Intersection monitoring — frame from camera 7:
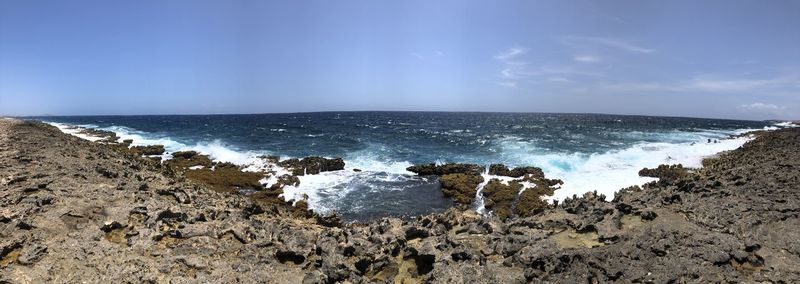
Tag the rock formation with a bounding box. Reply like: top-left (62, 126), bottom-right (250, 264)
top-left (1, 118), bottom-right (799, 283)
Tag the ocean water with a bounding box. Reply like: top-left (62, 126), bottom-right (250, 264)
top-left (37, 112), bottom-right (779, 221)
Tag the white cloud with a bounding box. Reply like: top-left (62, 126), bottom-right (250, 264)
top-left (494, 47), bottom-right (528, 63)
top-left (496, 81), bottom-right (518, 88)
top-left (687, 76), bottom-right (792, 92)
top-left (591, 73), bottom-right (800, 96)
top-left (410, 52), bottom-right (423, 59)
top-left (494, 47), bottom-right (603, 88)
top-left (561, 36), bottom-right (655, 54)
top-left (434, 50), bottom-right (444, 56)
top-left (737, 103), bottom-right (784, 111)
top-left (572, 55), bottom-right (600, 63)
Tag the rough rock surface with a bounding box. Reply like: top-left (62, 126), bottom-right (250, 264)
top-left (406, 163), bottom-right (485, 176)
top-left (1, 118), bottom-right (800, 283)
top-left (279, 156), bottom-right (345, 176)
top-left (129, 145), bottom-right (166, 156)
top-left (439, 173), bottom-right (484, 206)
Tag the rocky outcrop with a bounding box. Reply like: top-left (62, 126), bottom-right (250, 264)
top-left (129, 145), bottom-right (166, 156)
top-left (406, 163), bottom-right (485, 176)
top-left (164, 150), bottom-right (213, 169)
top-left (76, 127), bottom-right (119, 143)
top-left (488, 164), bottom-right (545, 178)
top-left (2, 118), bottom-right (800, 283)
top-left (481, 179), bottom-right (523, 219)
top-left (410, 163), bottom-right (563, 219)
top-left (278, 156), bottom-right (345, 176)
top-left (183, 162), bottom-right (265, 193)
top-left (439, 173), bottom-right (484, 205)
top-left (638, 164), bottom-right (690, 182)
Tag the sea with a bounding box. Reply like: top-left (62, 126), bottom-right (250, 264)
top-left (35, 112), bottom-right (787, 221)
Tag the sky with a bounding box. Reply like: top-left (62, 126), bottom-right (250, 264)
top-left (1, 0), bottom-right (799, 120)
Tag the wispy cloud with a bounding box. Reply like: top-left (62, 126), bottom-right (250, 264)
top-left (561, 36), bottom-right (655, 54)
top-left (494, 47), bottom-right (528, 65)
top-left (737, 102), bottom-right (784, 111)
top-left (494, 47), bottom-right (603, 88)
top-left (496, 81), bottom-right (518, 88)
top-left (591, 73), bottom-right (800, 95)
top-left (572, 55), bottom-right (601, 63)
top-left (410, 52), bottom-right (424, 59)
top-left (688, 76), bottom-right (795, 92)
top-left (494, 47), bottom-right (529, 88)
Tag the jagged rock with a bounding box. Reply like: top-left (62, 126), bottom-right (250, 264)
top-left (259, 155), bottom-right (281, 163)
top-left (129, 145), bottom-right (166, 156)
top-left (95, 166), bottom-right (118, 178)
top-left (440, 173), bottom-right (484, 205)
top-left (481, 179), bottom-right (522, 219)
top-left (488, 164), bottom-right (545, 178)
top-left (279, 156), bottom-right (345, 176)
top-left (2, 118), bottom-right (800, 283)
top-left (165, 151), bottom-right (213, 170)
top-left (407, 163), bottom-right (485, 176)
top-left (17, 244), bottom-right (48, 265)
top-left (316, 213), bottom-right (343, 228)
top-left (100, 221), bottom-right (124, 232)
top-left (183, 162), bottom-right (264, 193)
top-left (639, 164), bottom-right (690, 182)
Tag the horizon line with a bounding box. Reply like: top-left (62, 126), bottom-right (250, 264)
top-left (5, 110), bottom-right (786, 123)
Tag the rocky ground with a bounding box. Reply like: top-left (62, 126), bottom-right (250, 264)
top-left (1, 118), bottom-right (799, 283)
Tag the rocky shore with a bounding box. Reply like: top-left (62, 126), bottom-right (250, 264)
top-left (2, 118), bottom-right (799, 283)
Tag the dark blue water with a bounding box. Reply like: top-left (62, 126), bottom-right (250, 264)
top-left (37, 112), bottom-right (773, 221)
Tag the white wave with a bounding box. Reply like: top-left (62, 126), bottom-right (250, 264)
top-left (46, 120), bottom-right (770, 213)
top-left (493, 132), bottom-right (755, 201)
top-left (281, 158), bottom-right (419, 213)
top-left (472, 170), bottom-right (541, 215)
top-left (774, 121), bottom-right (799, 128)
top-left (48, 122), bottom-right (106, 142)
top-left (101, 125), bottom-right (187, 151)
top-left (281, 171), bottom-right (358, 213)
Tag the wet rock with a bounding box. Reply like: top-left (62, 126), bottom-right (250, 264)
top-left (184, 162), bottom-right (264, 193)
top-left (488, 164), bottom-right (545, 178)
top-left (440, 173), bottom-right (484, 205)
top-left (77, 128), bottom-right (118, 143)
top-left (481, 179), bottom-right (522, 219)
top-left (165, 151), bottom-right (213, 170)
top-left (279, 156), bottom-right (345, 176)
top-left (129, 145), bottom-right (166, 156)
top-left (514, 185), bottom-right (554, 217)
top-left (407, 163), bottom-right (484, 176)
top-left (259, 155), bottom-right (281, 164)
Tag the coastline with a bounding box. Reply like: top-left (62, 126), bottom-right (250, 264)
top-left (2, 118), bottom-right (800, 282)
top-left (40, 116), bottom-right (775, 211)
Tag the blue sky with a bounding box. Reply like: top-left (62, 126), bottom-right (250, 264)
top-left (1, 0), bottom-right (798, 120)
